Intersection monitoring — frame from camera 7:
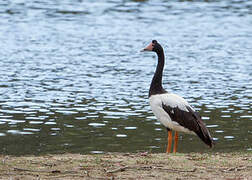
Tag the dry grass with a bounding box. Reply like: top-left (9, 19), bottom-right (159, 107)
top-left (0, 152), bottom-right (251, 179)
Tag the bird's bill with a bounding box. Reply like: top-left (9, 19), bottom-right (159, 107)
top-left (140, 42), bottom-right (153, 52)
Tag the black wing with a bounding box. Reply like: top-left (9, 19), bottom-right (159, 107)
top-left (162, 104), bottom-right (213, 148)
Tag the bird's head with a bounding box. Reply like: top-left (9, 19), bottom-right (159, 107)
top-left (141, 40), bottom-right (163, 54)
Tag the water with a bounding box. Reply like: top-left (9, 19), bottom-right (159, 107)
top-left (0, 0), bottom-right (251, 155)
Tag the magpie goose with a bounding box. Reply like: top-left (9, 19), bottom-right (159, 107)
top-left (141, 40), bottom-right (213, 153)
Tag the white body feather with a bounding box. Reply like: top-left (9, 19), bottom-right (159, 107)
top-left (149, 93), bottom-right (195, 134)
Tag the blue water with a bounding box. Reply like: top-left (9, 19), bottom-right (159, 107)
top-left (0, 0), bottom-right (251, 155)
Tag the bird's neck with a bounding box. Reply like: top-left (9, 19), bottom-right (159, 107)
top-left (149, 50), bottom-right (166, 97)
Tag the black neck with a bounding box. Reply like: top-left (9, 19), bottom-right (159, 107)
top-left (149, 49), bottom-right (166, 97)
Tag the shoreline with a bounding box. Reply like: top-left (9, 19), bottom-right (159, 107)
top-left (0, 152), bottom-right (251, 179)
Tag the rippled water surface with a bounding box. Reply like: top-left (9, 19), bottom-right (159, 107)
top-left (0, 0), bottom-right (251, 155)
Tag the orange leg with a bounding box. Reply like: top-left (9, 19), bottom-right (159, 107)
top-left (166, 130), bottom-right (172, 153)
top-left (173, 131), bottom-right (178, 153)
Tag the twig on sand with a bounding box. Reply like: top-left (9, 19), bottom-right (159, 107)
top-left (44, 174), bottom-right (88, 179)
top-left (221, 166), bottom-right (248, 172)
top-left (106, 166), bottom-right (128, 173)
top-left (13, 167), bottom-right (77, 174)
top-left (13, 167), bottom-right (51, 173)
top-left (136, 166), bottom-right (197, 173)
top-left (106, 165), bottom-right (196, 174)
top-left (155, 167), bottom-right (197, 172)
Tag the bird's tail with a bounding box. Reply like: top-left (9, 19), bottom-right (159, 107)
top-left (187, 106), bottom-right (214, 148)
top-left (197, 121), bottom-right (214, 148)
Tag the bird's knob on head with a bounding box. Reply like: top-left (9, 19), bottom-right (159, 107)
top-left (140, 40), bottom-right (158, 52)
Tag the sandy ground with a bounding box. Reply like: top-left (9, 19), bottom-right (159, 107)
top-left (0, 152), bottom-right (251, 180)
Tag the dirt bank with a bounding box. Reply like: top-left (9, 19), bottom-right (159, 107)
top-left (0, 152), bottom-right (251, 179)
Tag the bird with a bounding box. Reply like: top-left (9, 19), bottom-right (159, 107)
top-left (141, 40), bottom-right (214, 153)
